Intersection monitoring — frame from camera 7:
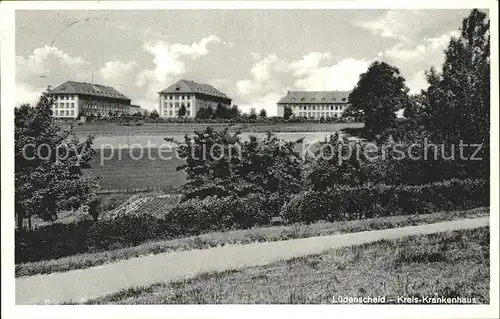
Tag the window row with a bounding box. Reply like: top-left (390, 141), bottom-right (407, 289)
top-left (166, 95), bottom-right (193, 101)
top-left (54, 110), bottom-right (75, 116)
top-left (290, 97), bottom-right (347, 102)
top-left (55, 102), bottom-right (75, 108)
top-left (284, 104), bottom-right (346, 111)
top-left (167, 102), bottom-right (191, 108)
top-left (297, 112), bottom-right (341, 118)
top-left (57, 95), bottom-right (77, 101)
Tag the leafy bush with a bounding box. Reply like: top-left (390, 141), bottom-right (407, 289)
top-left (281, 179), bottom-right (488, 224)
top-left (15, 195), bottom-right (283, 263)
top-left (165, 194), bottom-right (278, 236)
top-left (15, 215), bottom-right (169, 263)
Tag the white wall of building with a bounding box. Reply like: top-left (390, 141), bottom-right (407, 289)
top-left (277, 103), bottom-right (348, 119)
top-left (52, 95), bottom-right (79, 119)
top-left (159, 94), bottom-right (230, 118)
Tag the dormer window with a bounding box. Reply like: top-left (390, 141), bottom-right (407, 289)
top-left (175, 86), bottom-right (180, 91)
top-left (342, 98), bottom-right (346, 101)
top-left (291, 98), bottom-right (295, 101)
top-left (301, 97), bottom-right (305, 101)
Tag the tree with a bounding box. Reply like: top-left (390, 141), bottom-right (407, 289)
top-left (150, 109), bottom-right (160, 119)
top-left (178, 104), bottom-right (187, 117)
top-left (215, 103), bottom-right (228, 119)
top-left (342, 104), bottom-right (364, 122)
top-left (422, 9), bottom-right (490, 178)
top-left (229, 105), bottom-right (241, 119)
top-left (166, 127), bottom-right (244, 199)
top-left (167, 127), bottom-right (304, 204)
top-left (196, 107), bottom-right (214, 119)
top-left (349, 61), bottom-right (410, 136)
top-left (249, 108), bottom-right (257, 120)
top-left (259, 109), bottom-right (267, 118)
top-left (15, 88), bottom-right (100, 230)
top-left (404, 93), bottom-right (426, 119)
top-left (305, 133), bottom-right (367, 190)
top-left (283, 106), bottom-right (293, 120)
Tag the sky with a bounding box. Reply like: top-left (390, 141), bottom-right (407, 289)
top-left (15, 9), bottom-right (477, 115)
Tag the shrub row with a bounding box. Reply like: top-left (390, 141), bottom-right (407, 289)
top-left (15, 215), bottom-right (170, 263)
top-left (16, 179), bottom-right (488, 263)
top-left (15, 195), bottom-right (282, 263)
top-left (281, 179), bottom-right (489, 224)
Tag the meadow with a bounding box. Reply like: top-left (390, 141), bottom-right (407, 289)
top-left (85, 226), bottom-right (490, 304)
top-left (86, 148), bottom-right (186, 192)
top-left (82, 122), bottom-right (362, 192)
top-left (73, 122), bottom-right (364, 136)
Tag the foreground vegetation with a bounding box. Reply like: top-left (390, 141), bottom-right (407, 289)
top-left (15, 177), bottom-right (487, 265)
top-left (16, 207), bottom-right (489, 277)
top-left (84, 226), bottom-right (489, 304)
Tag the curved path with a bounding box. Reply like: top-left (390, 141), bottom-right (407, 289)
top-left (16, 217), bottom-right (489, 304)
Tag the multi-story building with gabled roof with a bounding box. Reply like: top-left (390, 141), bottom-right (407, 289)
top-left (277, 90), bottom-right (351, 119)
top-left (49, 80), bottom-right (132, 119)
top-left (158, 79), bottom-right (231, 118)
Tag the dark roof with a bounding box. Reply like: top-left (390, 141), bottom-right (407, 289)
top-left (159, 79), bottom-right (230, 99)
top-left (50, 81), bottom-right (130, 100)
top-left (277, 91), bottom-right (351, 104)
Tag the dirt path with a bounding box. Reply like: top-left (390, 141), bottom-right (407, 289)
top-left (16, 217), bottom-right (489, 304)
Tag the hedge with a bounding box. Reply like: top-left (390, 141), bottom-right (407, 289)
top-left (15, 194), bottom-right (281, 263)
top-left (15, 215), bottom-right (170, 263)
top-left (16, 179), bottom-right (488, 263)
top-left (280, 179), bottom-right (489, 223)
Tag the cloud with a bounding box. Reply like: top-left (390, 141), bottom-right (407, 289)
top-left (16, 83), bottom-right (44, 106)
top-left (377, 30), bottom-right (460, 93)
top-left (98, 60), bottom-right (138, 93)
top-left (16, 45), bottom-right (86, 77)
top-left (100, 60), bottom-right (137, 80)
top-left (406, 70), bottom-right (429, 94)
top-left (293, 58), bottom-right (370, 91)
top-left (249, 53), bottom-right (288, 83)
top-left (289, 52), bottom-right (332, 76)
top-left (134, 35), bottom-right (223, 110)
top-left (355, 10), bottom-right (461, 45)
top-left (355, 10), bottom-right (427, 42)
top-left (236, 53), bottom-right (288, 100)
top-left (235, 53), bottom-right (370, 116)
top-left (15, 46), bottom-right (88, 106)
top-left (424, 30), bottom-right (460, 50)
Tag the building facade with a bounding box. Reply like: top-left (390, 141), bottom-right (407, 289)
top-left (49, 81), bottom-right (132, 119)
top-left (158, 79), bottom-right (231, 118)
top-left (277, 90), bottom-right (351, 119)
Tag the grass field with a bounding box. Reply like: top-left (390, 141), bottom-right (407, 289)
top-left (85, 226), bottom-right (490, 304)
top-left (85, 148), bottom-right (186, 192)
top-left (73, 122), bottom-right (363, 136)
top-left (16, 207), bottom-right (489, 278)
top-left (79, 122), bottom-right (363, 191)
